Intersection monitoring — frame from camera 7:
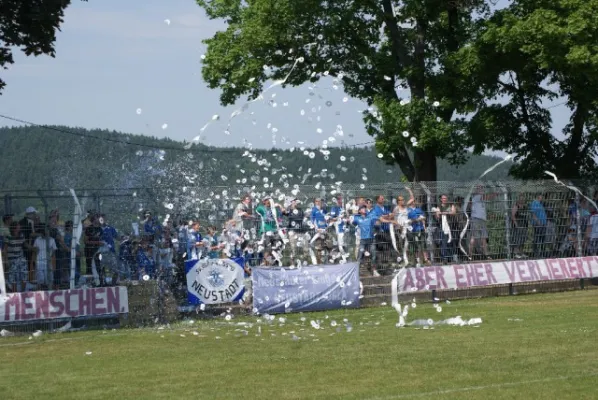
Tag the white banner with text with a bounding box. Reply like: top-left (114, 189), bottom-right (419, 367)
top-left (396, 256), bottom-right (598, 293)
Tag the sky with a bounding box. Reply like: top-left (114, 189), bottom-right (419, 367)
top-left (0, 0), bottom-right (571, 151)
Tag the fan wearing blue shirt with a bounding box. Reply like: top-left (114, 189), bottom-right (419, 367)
top-left (187, 221), bottom-right (204, 260)
top-left (407, 200), bottom-right (431, 265)
top-left (328, 195), bottom-right (346, 251)
top-left (352, 205), bottom-right (381, 276)
top-left (369, 195), bottom-right (392, 263)
top-left (311, 198), bottom-right (332, 260)
top-left (530, 194), bottom-right (547, 258)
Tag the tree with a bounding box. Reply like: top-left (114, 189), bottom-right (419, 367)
top-left (459, 0), bottom-right (598, 179)
top-left (197, 0), bottom-right (488, 182)
top-left (0, 0), bottom-right (86, 93)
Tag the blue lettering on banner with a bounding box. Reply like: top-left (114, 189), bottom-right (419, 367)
top-left (252, 262), bottom-right (360, 314)
top-left (185, 257), bottom-right (245, 305)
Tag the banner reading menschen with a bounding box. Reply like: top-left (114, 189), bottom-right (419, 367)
top-left (252, 262), bottom-right (360, 314)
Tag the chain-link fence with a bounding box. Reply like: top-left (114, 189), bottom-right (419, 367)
top-left (1, 180), bottom-right (597, 332)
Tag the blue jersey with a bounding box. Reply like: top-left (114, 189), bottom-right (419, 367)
top-left (369, 204), bottom-right (390, 232)
top-left (352, 214), bottom-right (376, 240)
top-left (311, 207), bottom-right (328, 229)
top-left (329, 206), bottom-right (345, 233)
top-left (102, 225), bottom-right (118, 253)
top-left (407, 207), bottom-right (425, 232)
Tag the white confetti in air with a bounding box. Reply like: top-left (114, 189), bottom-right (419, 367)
top-left (433, 101), bottom-right (440, 107)
top-left (402, 131), bottom-right (409, 138)
top-left (164, 19), bottom-right (170, 25)
top-left (223, 58), bottom-right (302, 135)
top-left (459, 155), bottom-right (512, 259)
top-left (162, 124), bottom-right (168, 130)
top-left (545, 171), bottom-right (598, 212)
top-left (142, 275), bottom-right (150, 281)
top-left (136, 108), bottom-right (142, 115)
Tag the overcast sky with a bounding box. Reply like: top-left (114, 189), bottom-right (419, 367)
top-left (0, 0), bottom-right (571, 151)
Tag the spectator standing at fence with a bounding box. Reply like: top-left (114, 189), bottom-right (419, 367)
top-left (407, 197), bottom-right (431, 266)
top-left (351, 205), bottom-right (380, 276)
top-left (370, 195), bottom-right (392, 264)
top-left (118, 235), bottom-right (135, 281)
top-left (469, 187), bottom-right (494, 260)
top-left (205, 226), bottom-right (223, 259)
top-left (84, 214), bottom-right (103, 285)
top-left (256, 196), bottom-right (282, 253)
top-left (137, 237), bottom-right (156, 279)
top-left (19, 207), bottom-right (40, 281)
top-left (283, 199), bottom-right (305, 260)
top-left (4, 221), bottom-right (29, 292)
top-left (187, 221), bottom-right (204, 260)
top-left (435, 194), bottom-right (455, 264)
top-left (352, 197), bottom-right (366, 259)
top-left (451, 197), bottom-right (466, 261)
top-left (391, 191), bottom-right (413, 265)
top-left (530, 194), bottom-right (547, 258)
top-left (328, 195), bottom-right (347, 252)
top-left (310, 198), bottom-right (332, 262)
top-left (32, 224), bottom-right (57, 290)
top-left (511, 194), bottom-right (529, 259)
top-left (584, 210), bottom-right (598, 255)
top-left (234, 194), bottom-right (254, 234)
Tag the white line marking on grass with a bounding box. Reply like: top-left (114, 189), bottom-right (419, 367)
top-left (366, 373), bottom-right (598, 400)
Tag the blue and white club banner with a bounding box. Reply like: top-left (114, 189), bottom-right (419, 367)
top-left (252, 262), bottom-right (360, 314)
top-left (185, 258), bottom-right (245, 305)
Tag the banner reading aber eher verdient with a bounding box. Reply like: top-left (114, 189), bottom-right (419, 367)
top-left (252, 262), bottom-right (360, 314)
top-left (396, 256), bottom-right (598, 293)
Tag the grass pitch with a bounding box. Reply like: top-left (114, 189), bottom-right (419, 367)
top-left (1, 290), bottom-right (597, 400)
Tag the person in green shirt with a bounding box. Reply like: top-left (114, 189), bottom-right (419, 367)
top-left (255, 196), bottom-right (283, 257)
top-left (255, 196), bottom-right (282, 235)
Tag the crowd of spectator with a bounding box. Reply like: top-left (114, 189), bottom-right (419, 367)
top-left (1, 187), bottom-right (598, 294)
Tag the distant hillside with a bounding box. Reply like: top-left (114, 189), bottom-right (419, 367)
top-left (0, 125), bottom-right (512, 192)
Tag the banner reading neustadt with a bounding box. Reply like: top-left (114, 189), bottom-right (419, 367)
top-left (396, 256), bottom-right (598, 293)
top-left (0, 286), bottom-right (129, 322)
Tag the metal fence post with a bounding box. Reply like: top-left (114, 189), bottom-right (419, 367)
top-left (4, 193), bottom-right (12, 214)
top-left (498, 182), bottom-right (511, 260)
top-left (574, 189), bottom-right (582, 257)
top-left (36, 190), bottom-right (51, 291)
top-left (420, 182), bottom-right (433, 264)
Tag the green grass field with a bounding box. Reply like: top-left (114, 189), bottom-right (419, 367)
top-left (2, 290), bottom-right (597, 400)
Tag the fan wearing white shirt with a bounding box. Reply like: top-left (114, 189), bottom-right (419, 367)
top-left (32, 225), bottom-right (57, 290)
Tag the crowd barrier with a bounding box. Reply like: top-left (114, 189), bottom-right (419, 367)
top-left (1, 255), bottom-right (597, 336)
top-left (2, 180), bottom-right (598, 333)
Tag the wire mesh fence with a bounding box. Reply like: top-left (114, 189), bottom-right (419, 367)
top-left (1, 180), bottom-right (597, 331)
top-left (2, 181), bottom-right (598, 284)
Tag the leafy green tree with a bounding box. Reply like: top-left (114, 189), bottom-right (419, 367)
top-left (197, 0), bottom-right (488, 182)
top-left (0, 0), bottom-right (86, 93)
top-left (459, 0), bottom-right (598, 179)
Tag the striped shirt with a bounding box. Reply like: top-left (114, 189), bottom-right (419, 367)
top-left (6, 235), bottom-right (26, 261)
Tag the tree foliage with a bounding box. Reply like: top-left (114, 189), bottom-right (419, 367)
top-left (458, 0), bottom-right (598, 179)
top-left (0, 0), bottom-right (87, 93)
top-left (197, 0), bottom-right (488, 182)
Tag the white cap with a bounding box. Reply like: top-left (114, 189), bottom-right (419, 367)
top-left (25, 206), bottom-right (37, 214)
